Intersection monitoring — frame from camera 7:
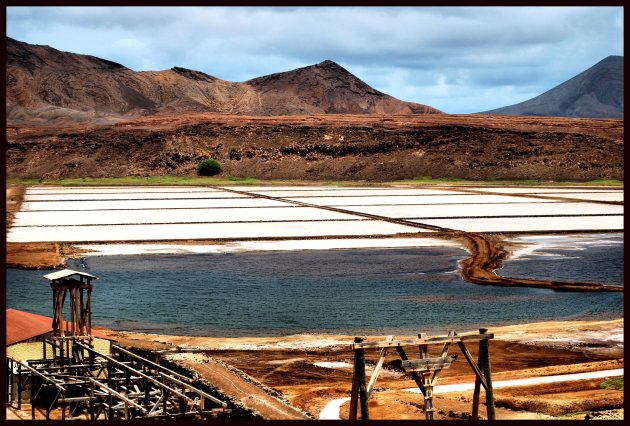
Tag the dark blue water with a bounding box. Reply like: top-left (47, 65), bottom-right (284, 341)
top-left (6, 242), bottom-right (623, 337)
top-left (500, 234), bottom-right (624, 285)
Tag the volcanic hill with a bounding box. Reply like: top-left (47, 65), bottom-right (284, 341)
top-left (482, 56), bottom-right (624, 118)
top-left (6, 37), bottom-right (441, 125)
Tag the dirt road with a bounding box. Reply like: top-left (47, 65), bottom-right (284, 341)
top-left (167, 352), bottom-right (311, 419)
top-left (459, 233), bottom-right (623, 292)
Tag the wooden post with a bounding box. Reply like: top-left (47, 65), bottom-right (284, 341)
top-left (422, 371), bottom-right (434, 420)
top-left (144, 379), bottom-right (151, 408)
top-left (108, 393), bottom-right (113, 419)
top-left (479, 328), bottom-right (495, 420)
top-left (349, 337), bottom-right (363, 420)
top-left (357, 345), bottom-right (369, 420)
top-left (61, 392), bottom-right (66, 421)
top-left (31, 372), bottom-right (35, 420)
top-left (17, 362), bottom-right (22, 410)
top-left (418, 333), bottom-right (431, 420)
top-left (89, 381), bottom-right (95, 421)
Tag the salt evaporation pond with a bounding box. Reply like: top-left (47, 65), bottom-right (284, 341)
top-left (6, 240), bottom-right (623, 337)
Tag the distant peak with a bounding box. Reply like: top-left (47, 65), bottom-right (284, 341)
top-left (316, 60), bottom-right (345, 70)
top-left (171, 66), bottom-right (217, 82)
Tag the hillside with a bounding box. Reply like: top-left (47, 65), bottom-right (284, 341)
top-left (247, 60), bottom-right (439, 115)
top-left (483, 56), bottom-right (624, 118)
top-left (6, 38), bottom-right (440, 124)
top-left (6, 113), bottom-right (623, 182)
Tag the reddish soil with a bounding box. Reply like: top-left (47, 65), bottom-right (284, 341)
top-left (6, 113), bottom-right (623, 181)
top-left (100, 319), bottom-right (624, 420)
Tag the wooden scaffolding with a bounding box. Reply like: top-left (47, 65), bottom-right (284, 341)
top-left (6, 269), bottom-right (229, 420)
top-left (349, 329), bottom-right (495, 420)
top-left (44, 269), bottom-right (96, 364)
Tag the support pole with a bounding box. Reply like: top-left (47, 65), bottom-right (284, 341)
top-left (17, 362), bottom-right (22, 410)
top-left (349, 337), bottom-right (363, 420)
top-left (357, 344), bottom-right (369, 420)
top-left (479, 328), bottom-right (496, 420)
top-left (422, 371), bottom-right (434, 420)
top-left (31, 371), bottom-right (35, 420)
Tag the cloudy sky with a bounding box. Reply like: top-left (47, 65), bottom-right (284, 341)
top-left (6, 6), bottom-right (624, 113)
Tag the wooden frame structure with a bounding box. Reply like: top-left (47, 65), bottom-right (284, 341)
top-left (44, 269), bottom-right (96, 363)
top-left (349, 329), bottom-right (495, 420)
top-left (6, 270), bottom-right (230, 420)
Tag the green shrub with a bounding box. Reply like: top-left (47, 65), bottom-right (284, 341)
top-left (600, 376), bottom-right (623, 390)
top-left (197, 158), bottom-right (222, 176)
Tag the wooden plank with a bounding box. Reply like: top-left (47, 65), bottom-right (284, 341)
top-left (351, 331), bottom-right (494, 349)
top-left (401, 357), bottom-right (453, 372)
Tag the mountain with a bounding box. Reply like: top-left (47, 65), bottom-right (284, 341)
top-left (246, 60), bottom-right (439, 115)
top-left (482, 56), bottom-right (624, 118)
top-left (6, 38), bottom-right (441, 124)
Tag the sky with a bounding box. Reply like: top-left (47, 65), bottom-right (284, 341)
top-left (6, 6), bottom-right (624, 114)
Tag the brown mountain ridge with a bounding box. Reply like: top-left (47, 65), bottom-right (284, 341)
top-left (6, 37), bottom-right (441, 125)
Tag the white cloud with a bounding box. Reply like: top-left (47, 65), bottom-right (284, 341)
top-left (6, 6), bottom-right (624, 113)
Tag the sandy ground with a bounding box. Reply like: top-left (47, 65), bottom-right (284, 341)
top-left (92, 318), bottom-right (623, 420)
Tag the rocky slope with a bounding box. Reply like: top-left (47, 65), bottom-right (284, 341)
top-left (6, 114), bottom-right (623, 181)
top-left (483, 56), bottom-right (624, 118)
top-left (6, 38), bottom-right (440, 125)
top-left (246, 60), bottom-right (439, 115)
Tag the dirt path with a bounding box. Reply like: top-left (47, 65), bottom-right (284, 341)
top-left (458, 233), bottom-right (623, 292)
top-left (167, 353), bottom-right (311, 420)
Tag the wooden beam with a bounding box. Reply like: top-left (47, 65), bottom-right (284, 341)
top-left (456, 341), bottom-right (488, 390)
top-left (112, 345), bottom-right (193, 383)
top-left (85, 377), bottom-right (148, 414)
top-left (401, 356), bottom-right (454, 372)
top-left (366, 335), bottom-right (393, 399)
top-left (351, 331), bottom-right (494, 349)
top-left (395, 346), bottom-right (426, 397)
top-left (158, 372), bottom-right (227, 408)
top-left (76, 343), bottom-right (194, 403)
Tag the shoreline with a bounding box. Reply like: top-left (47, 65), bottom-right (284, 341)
top-left (97, 317), bottom-right (624, 355)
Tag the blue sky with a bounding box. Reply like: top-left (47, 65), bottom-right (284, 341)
top-left (6, 6), bottom-right (624, 114)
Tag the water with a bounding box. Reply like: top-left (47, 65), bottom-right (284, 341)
top-left (501, 233), bottom-right (624, 285)
top-left (6, 241), bottom-right (623, 337)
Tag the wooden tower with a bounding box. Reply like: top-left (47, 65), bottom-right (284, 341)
top-left (43, 269), bottom-right (98, 363)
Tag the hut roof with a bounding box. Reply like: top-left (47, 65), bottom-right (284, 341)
top-left (6, 309), bottom-right (113, 346)
top-left (6, 309), bottom-right (52, 346)
top-left (43, 269), bottom-right (97, 281)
